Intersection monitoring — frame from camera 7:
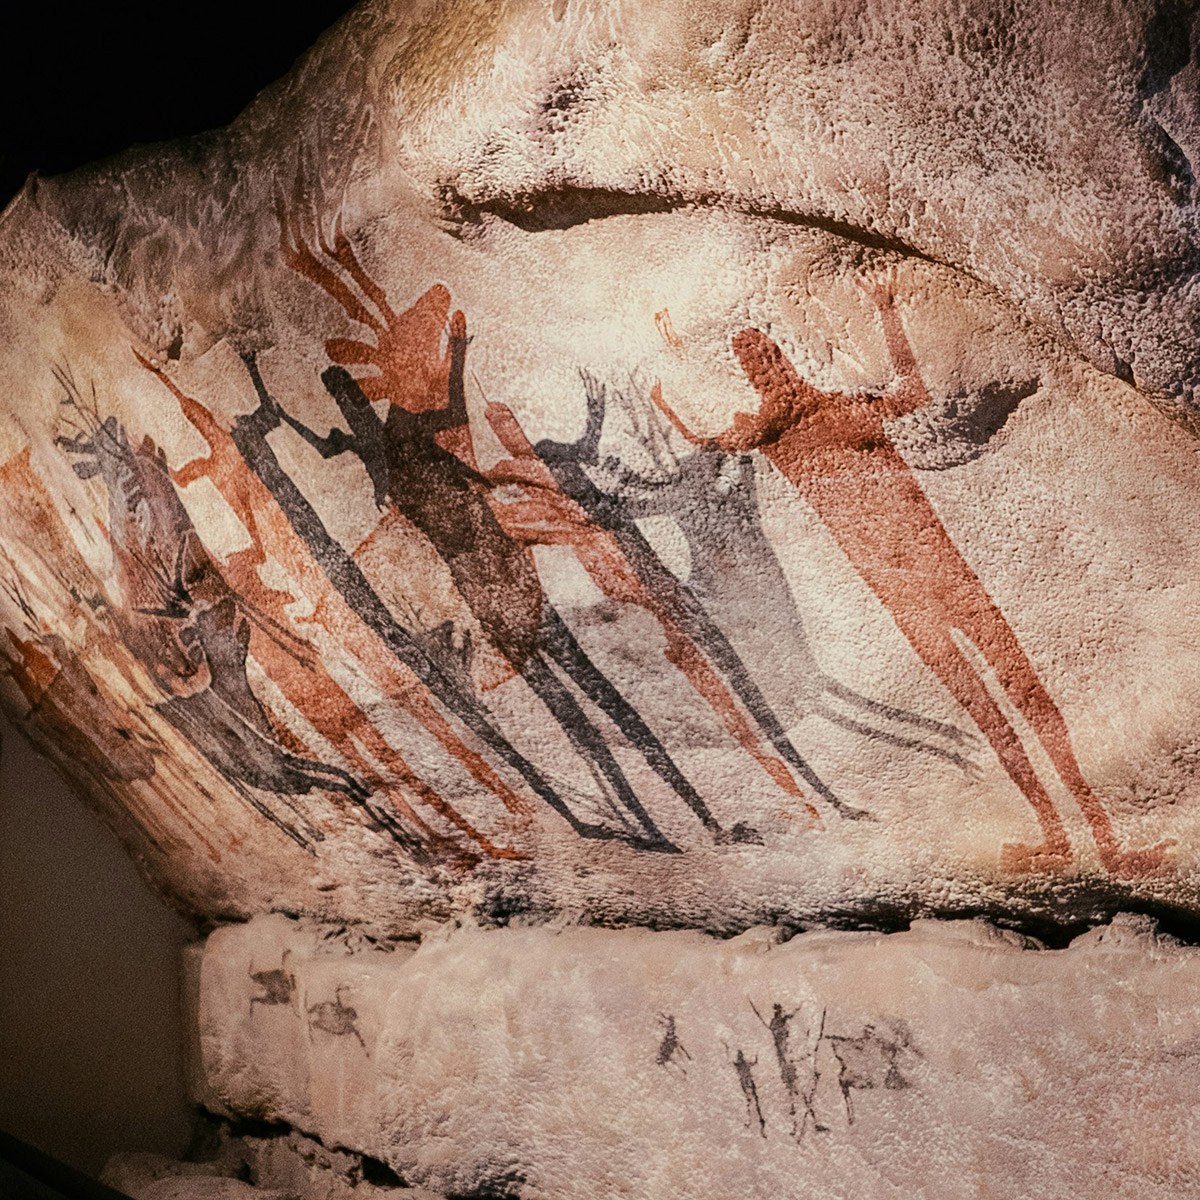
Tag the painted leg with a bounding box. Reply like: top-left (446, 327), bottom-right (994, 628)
top-left (979, 625), bottom-right (1175, 879)
top-left (821, 677), bottom-right (977, 748)
top-left (519, 651), bottom-right (680, 852)
top-left (910, 634), bottom-right (1072, 873)
top-left (811, 699), bottom-right (979, 775)
top-left (537, 607), bottom-right (759, 841)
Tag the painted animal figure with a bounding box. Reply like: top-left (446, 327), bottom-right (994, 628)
top-left (597, 384), bottom-right (976, 771)
top-left (307, 985), bottom-right (366, 1051)
top-left (502, 373), bottom-right (859, 821)
top-left (655, 278), bottom-right (1175, 878)
top-left (482, 387), bottom-right (815, 829)
top-left (265, 203), bottom-right (760, 851)
top-left (137, 351), bottom-right (525, 867)
top-left (53, 383), bottom-right (368, 850)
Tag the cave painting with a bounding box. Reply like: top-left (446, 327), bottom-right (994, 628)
top-left (52, 376), bottom-right (372, 852)
top-left (28, 195), bottom-right (1151, 879)
top-left (135, 352), bottom-right (528, 867)
top-left (269, 206), bottom-right (690, 852)
top-left (268, 202), bottom-right (984, 846)
top-left (269, 201), bottom-right (984, 845)
top-left (655, 274), bottom-right (1174, 878)
top-left (543, 374), bottom-right (978, 776)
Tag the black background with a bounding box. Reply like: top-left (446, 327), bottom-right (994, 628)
top-left (0, 0), bottom-right (361, 208)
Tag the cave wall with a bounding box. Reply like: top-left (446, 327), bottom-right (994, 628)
top-left (1, 2), bottom-right (1200, 1196)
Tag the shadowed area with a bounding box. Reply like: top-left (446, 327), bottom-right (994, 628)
top-left (0, 0), bottom-right (359, 209)
top-left (0, 715), bottom-right (194, 1176)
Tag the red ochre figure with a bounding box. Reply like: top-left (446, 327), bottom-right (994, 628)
top-left (656, 276), bottom-right (1173, 879)
top-left (134, 352), bottom-right (528, 865)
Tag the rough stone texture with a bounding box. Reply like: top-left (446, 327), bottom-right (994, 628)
top-left (6, 5), bottom-right (1200, 1196)
top-left (102, 1157), bottom-right (290, 1200)
top-left (0, 1), bottom-right (1198, 936)
top-left (103, 1137), bottom-right (440, 1200)
top-left (190, 912), bottom-right (1200, 1200)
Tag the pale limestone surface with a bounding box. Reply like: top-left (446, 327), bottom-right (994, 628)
top-left (103, 1141), bottom-right (440, 1200)
top-left (189, 912), bottom-right (1200, 1200)
top-left (0, 2), bottom-right (1198, 935)
top-left (4, 5), bottom-right (1200, 1195)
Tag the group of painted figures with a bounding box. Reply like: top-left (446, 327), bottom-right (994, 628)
top-left (17, 194), bottom-right (1172, 878)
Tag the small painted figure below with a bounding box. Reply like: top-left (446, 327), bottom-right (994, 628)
top-left (655, 272), bottom-right (1174, 878)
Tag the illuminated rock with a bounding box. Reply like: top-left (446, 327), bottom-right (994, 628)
top-left (187, 913), bottom-right (1200, 1200)
top-left (0, 0), bottom-right (1197, 933)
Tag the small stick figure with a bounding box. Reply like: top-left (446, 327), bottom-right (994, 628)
top-left (249, 956), bottom-right (296, 1013)
top-left (308, 985), bottom-right (367, 1051)
top-left (656, 1013), bottom-right (692, 1077)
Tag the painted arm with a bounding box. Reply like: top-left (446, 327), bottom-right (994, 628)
top-left (870, 286), bottom-right (932, 419)
top-left (483, 401), bottom-right (558, 489)
top-left (132, 349), bottom-right (223, 487)
top-left (575, 369), bottom-right (607, 465)
top-left (724, 330), bottom-right (821, 450)
top-left (278, 403), bottom-right (361, 461)
top-left (277, 188), bottom-right (464, 430)
top-left (648, 380), bottom-right (724, 452)
top-left (423, 311), bottom-right (472, 435)
top-left (534, 368), bottom-right (609, 466)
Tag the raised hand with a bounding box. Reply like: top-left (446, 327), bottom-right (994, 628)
top-left (855, 265), bottom-right (930, 418)
top-left (855, 261), bottom-right (900, 310)
top-left (276, 175), bottom-right (457, 414)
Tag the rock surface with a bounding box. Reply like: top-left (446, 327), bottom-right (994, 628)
top-left (103, 1136), bottom-right (440, 1200)
top-left (7, 5), bottom-right (1200, 1197)
top-left (1, 0), bottom-right (1198, 935)
top-left (187, 912), bottom-right (1200, 1200)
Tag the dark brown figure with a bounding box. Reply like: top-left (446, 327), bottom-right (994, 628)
top-left (656, 278), bottom-right (1173, 878)
top-left (273, 201), bottom-right (730, 851)
top-left (307, 986), bottom-right (366, 1051)
top-left (137, 352), bottom-right (526, 867)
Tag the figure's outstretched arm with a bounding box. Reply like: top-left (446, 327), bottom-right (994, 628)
top-left (533, 369), bottom-right (609, 465)
top-left (649, 381), bottom-right (721, 450)
top-left (280, 408), bottom-right (360, 460)
top-left (132, 350), bottom-right (223, 474)
top-left (424, 311), bottom-right (472, 434)
top-left (483, 401), bottom-right (558, 489)
top-left (238, 352), bottom-right (283, 432)
top-left (726, 331), bottom-right (823, 450)
top-left (277, 178), bottom-right (460, 421)
top-left (576, 369), bottom-right (608, 464)
top-left (868, 283), bottom-right (932, 419)
top-left (255, 368), bottom-right (365, 462)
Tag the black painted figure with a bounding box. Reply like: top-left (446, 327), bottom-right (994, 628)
top-left (54, 381), bottom-right (366, 850)
top-left (597, 379), bottom-right (976, 771)
top-left (246, 205), bottom-right (746, 851)
top-left (526, 372), bottom-right (871, 821)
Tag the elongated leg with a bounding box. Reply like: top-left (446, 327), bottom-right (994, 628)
top-left (263, 641), bottom-right (523, 861)
top-left (573, 539), bottom-right (829, 824)
top-left (228, 778), bottom-right (323, 854)
top-left (906, 630), bottom-right (1071, 872)
top-left (648, 572), bottom-right (858, 820)
top-left (968, 619), bottom-right (1174, 878)
top-left (538, 607), bottom-right (723, 834)
top-left (812, 699), bottom-right (978, 774)
top-left (520, 651), bottom-right (679, 852)
top-left (822, 677), bottom-right (976, 747)
top-left (233, 355), bottom-right (576, 830)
